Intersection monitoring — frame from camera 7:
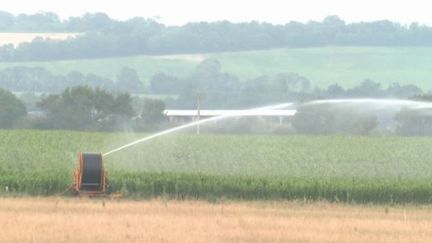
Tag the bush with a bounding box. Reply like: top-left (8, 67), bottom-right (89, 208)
top-left (0, 89), bottom-right (27, 128)
top-left (394, 108), bottom-right (432, 136)
top-left (292, 103), bottom-right (378, 135)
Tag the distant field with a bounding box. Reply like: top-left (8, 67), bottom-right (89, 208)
top-left (1, 47), bottom-right (432, 89)
top-left (0, 32), bottom-right (79, 46)
top-left (2, 130), bottom-right (432, 203)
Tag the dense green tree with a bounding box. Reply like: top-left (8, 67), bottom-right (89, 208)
top-left (140, 98), bottom-right (166, 125)
top-left (394, 94), bottom-right (432, 136)
top-left (326, 84), bottom-right (345, 98)
top-left (347, 79), bottom-right (383, 97)
top-left (394, 108), bottom-right (432, 136)
top-left (14, 12), bottom-right (61, 31)
top-left (116, 67), bottom-right (144, 93)
top-left (37, 86), bottom-right (134, 130)
top-left (0, 89), bottom-right (27, 128)
top-left (292, 104), bottom-right (378, 135)
top-left (386, 83), bottom-right (422, 98)
top-left (149, 73), bottom-right (181, 94)
top-left (0, 11), bottom-right (14, 30)
top-left (175, 59), bottom-right (242, 108)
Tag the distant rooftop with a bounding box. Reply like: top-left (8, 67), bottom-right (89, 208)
top-left (164, 109), bottom-right (297, 117)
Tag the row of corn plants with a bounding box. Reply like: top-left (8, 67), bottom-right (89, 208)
top-left (1, 130), bottom-right (432, 203)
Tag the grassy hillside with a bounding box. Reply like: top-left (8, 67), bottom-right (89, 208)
top-left (214, 47), bottom-right (432, 89)
top-left (1, 47), bottom-right (432, 89)
top-left (2, 129), bottom-right (432, 202)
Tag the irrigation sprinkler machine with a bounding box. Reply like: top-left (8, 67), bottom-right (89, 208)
top-left (70, 103), bottom-right (295, 196)
top-left (73, 152), bottom-right (108, 196)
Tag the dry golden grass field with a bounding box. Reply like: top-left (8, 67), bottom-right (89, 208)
top-left (1, 198), bottom-right (432, 242)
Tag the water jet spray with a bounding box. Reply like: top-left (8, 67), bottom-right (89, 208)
top-left (73, 102), bottom-right (294, 195)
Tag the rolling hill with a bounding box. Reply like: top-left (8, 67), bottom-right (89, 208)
top-left (1, 46), bottom-right (432, 89)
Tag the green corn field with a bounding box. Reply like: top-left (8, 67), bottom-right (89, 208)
top-left (2, 129), bottom-right (432, 203)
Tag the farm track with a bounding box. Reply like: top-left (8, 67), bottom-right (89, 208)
top-left (0, 197), bottom-right (432, 243)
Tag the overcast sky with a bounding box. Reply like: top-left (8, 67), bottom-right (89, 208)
top-left (1, 0), bottom-right (431, 26)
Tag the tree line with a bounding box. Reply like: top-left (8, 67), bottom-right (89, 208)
top-left (2, 85), bottom-right (432, 136)
top-left (2, 13), bottom-right (432, 61)
top-left (150, 59), bottom-right (423, 108)
top-left (291, 94), bottom-right (432, 136)
top-left (0, 66), bottom-right (144, 93)
top-left (1, 86), bottom-right (166, 131)
top-left (0, 59), bottom-right (424, 108)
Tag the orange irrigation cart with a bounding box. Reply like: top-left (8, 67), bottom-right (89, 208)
top-left (73, 152), bottom-right (107, 196)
